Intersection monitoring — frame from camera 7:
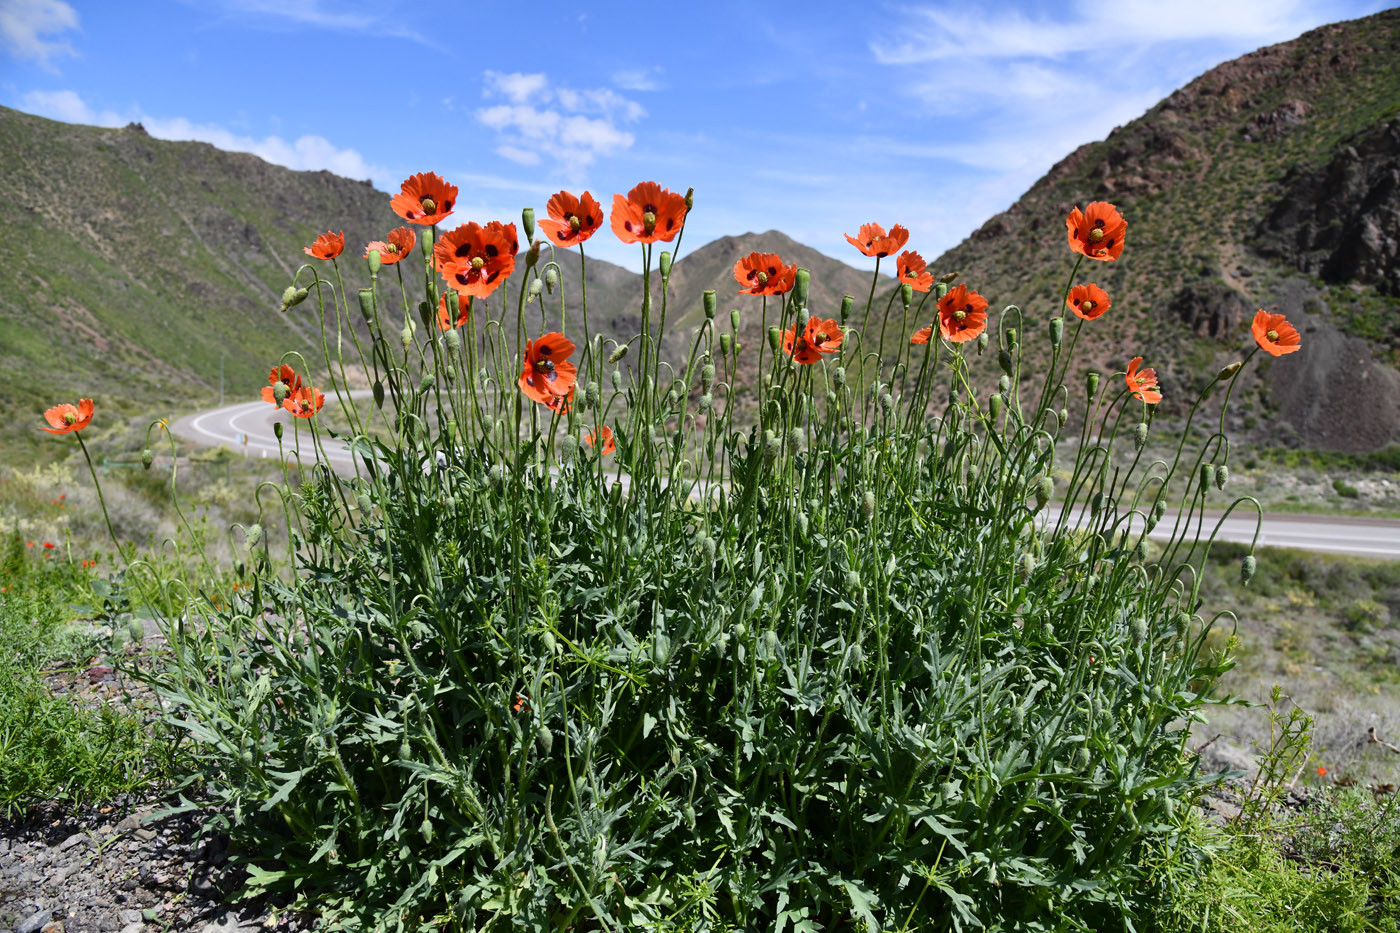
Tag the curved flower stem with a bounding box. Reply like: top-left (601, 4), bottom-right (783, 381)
top-left (75, 433), bottom-right (123, 561)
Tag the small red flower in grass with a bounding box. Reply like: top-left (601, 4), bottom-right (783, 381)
top-left (437, 292), bottom-right (471, 331)
top-left (284, 386), bottom-right (325, 418)
top-left (538, 190), bottom-right (603, 247)
top-left (261, 365), bottom-right (302, 406)
top-left (519, 333), bottom-right (579, 405)
top-left (435, 221), bottom-right (518, 299)
top-left (1067, 283), bottom-right (1111, 321)
top-left (513, 695), bottom-right (529, 713)
top-left (42, 542), bottom-right (54, 549)
top-left (1066, 202), bottom-right (1127, 261)
top-left (1125, 357), bottom-right (1162, 405)
top-left (585, 425), bottom-right (615, 455)
top-left (844, 222), bottom-right (909, 259)
top-left (610, 181), bottom-right (687, 244)
top-left (937, 284), bottom-right (989, 343)
top-left (304, 231), bottom-right (344, 261)
top-left (391, 172), bottom-right (457, 226)
top-left (42, 399), bottom-right (94, 434)
top-left (734, 252), bottom-right (797, 296)
top-left (1251, 310), bottom-right (1302, 357)
top-left (896, 250), bottom-right (933, 292)
top-left (365, 226), bottom-right (416, 265)
top-left (1317, 766), bottom-right (1328, 777)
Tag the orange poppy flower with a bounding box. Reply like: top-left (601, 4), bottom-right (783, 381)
top-left (733, 252), bottom-right (797, 296)
top-left (1250, 310), bottom-right (1301, 357)
top-left (435, 221), bottom-right (519, 299)
top-left (782, 323), bottom-right (823, 365)
top-left (1066, 202), bottom-right (1127, 261)
top-left (391, 172), bottom-right (457, 226)
top-left (911, 326), bottom-right (933, 345)
top-left (937, 284), bottom-right (989, 343)
top-left (1067, 283), bottom-right (1111, 321)
top-left (261, 364), bottom-right (303, 405)
top-left (895, 250), bottom-right (933, 292)
top-left (804, 316), bottom-right (844, 354)
top-left (304, 230), bottom-right (344, 261)
top-left (1125, 357), bottom-right (1162, 405)
top-left (538, 190), bottom-right (603, 247)
top-left (437, 292), bottom-right (471, 331)
top-left (365, 226), bottom-right (416, 265)
top-left (284, 386), bottom-right (325, 418)
top-left (518, 332), bottom-right (579, 405)
top-left (544, 387), bottom-right (575, 416)
top-left (610, 181), bottom-right (687, 244)
top-left (585, 425), bottom-right (616, 455)
top-left (41, 399), bottom-right (94, 434)
top-left (844, 222), bottom-right (909, 259)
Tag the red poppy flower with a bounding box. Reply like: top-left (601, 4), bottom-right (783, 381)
top-left (610, 181), bottom-right (687, 244)
top-left (42, 399), bottom-right (94, 434)
top-left (937, 284), bottom-right (989, 343)
top-left (585, 425), bottom-right (616, 455)
top-left (804, 316), bottom-right (844, 354)
top-left (538, 190), bottom-right (604, 247)
top-left (1250, 310), bottom-right (1301, 357)
top-left (1067, 283), bottom-right (1111, 321)
top-left (304, 231), bottom-right (345, 261)
top-left (1066, 202), bottom-right (1127, 261)
top-left (260, 364), bottom-right (303, 406)
top-left (435, 221), bottom-right (519, 299)
top-left (733, 252), bottom-right (797, 296)
top-left (844, 222), bottom-right (909, 259)
top-left (284, 386), bottom-right (325, 418)
top-left (391, 172), bottom-right (457, 226)
top-left (42, 542), bottom-right (54, 549)
top-left (513, 695), bottom-right (529, 713)
top-left (365, 226), bottom-right (416, 265)
top-left (518, 332), bottom-right (579, 405)
top-left (437, 292), bottom-right (471, 331)
top-left (911, 327), bottom-right (933, 345)
top-left (895, 250), bottom-right (933, 292)
top-left (544, 387), bottom-right (574, 416)
top-left (1317, 766), bottom-right (1328, 777)
top-left (1125, 357), bottom-right (1162, 405)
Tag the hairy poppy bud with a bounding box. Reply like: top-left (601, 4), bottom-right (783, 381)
top-left (404, 319), bottom-right (419, 352)
top-left (528, 277), bottom-right (543, 299)
top-left (560, 434), bottom-right (578, 459)
top-left (989, 394), bottom-right (1004, 421)
top-left (608, 343), bottom-right (628, 364)
top-left (684, 187), bottom-right (694, 212)
top-left (832, 366), bottom-right (846, 389)
top-left (976, 331), bottom-right (989, 354)
top-left (1217, 361), bottom-right (1243, 381)
top-left (356, 494), bottom-right (372, 515)
top-left (585, 381), bottom-right (600, 408)
top-left (719, 333), bottom-right (733, 355)
top-left (763, 430), bottom-right (781, 460)
top-left (935, 282), bottom-right (948, 299)
top-left (522, 240), bottom-right (539, 269)
top-left (840, 295), bottom-right (854, 324)
top-left (999, 349), bottom-right (1014, 377)
top-left (1241, 554), bottom-right (1257, 586)
top-left (1086, 371), bottom-right (1100, 397)
top-left (488, 464), bottom-right (506, 487)
top-left (795, 512), bottom-right (809, 536)
top-left (702, 289), bottom-right (716, 320)
top-left (998, 374), bottom-right (1011, 394)
top-left (521, 206), bottom-right (535, 241)
top-left (844, 570), bottom-right (862, 594)
top-left (1200, 463), bottom-right (1215, 489)
top-left (273, 381), bottom-right (291, 405)
top-left (701, 535), bottom-right (716, 562)
top-left (1018, 551), bottom-right (1035, 582)
top-left (611, 369), bottom-right (622, 390)
top-left (1010, 706), bottom-right (1026, 731)
top-left (901, 282), bottom-right (913, 309)
top-left (366, 249), bottom-right (381, 275)
top-left (536, 725), bottom-right (552, 756)
top-left (879, 392), bottom-right (894, 415)
top-left (1215, 464), bottom-right (1229, 489)
top-left (1006, 328), bottom-right (1018, 349)
top-left (1049, 317), bottom-right (1064, 349)
top-left (746, 582), bottom-right (765, 614)
top-left (280, 285), bottom-right (309, 312)
top-left (273, 422), bottom-right (283, 440)
top-left (1058, 407), bottom-right (1068, 426)
top-left (696, 393), bottom-right (712, 413)
top-left (141, 448), bottom-right (153, 469)
top-left (701, 363), bottom-right (715, 391)
top-left (246, 523), bottom-right (263, 549)
top-left (544, 267), bottom-right (557, 293)
top-left (1134, 538), bottom-right (1149, 562)
top-left (939, 271), bottom-right (959, 285)
top-left (659, 250), bottom-right (672, 278)
top-left (861, 490), bottom-right (876, 521)
top-left (1134, 422), bottom-right (1148, 450)
top-left (1036, 474), bottom-right (1054, 510)
top-left (767, 325), bottom-right (783, 353)
top-left (357, 288), bottom-right (376, 323)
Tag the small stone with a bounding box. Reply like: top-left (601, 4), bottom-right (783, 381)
top-left (40, 924), bottom-right (63, 933)
top-left (133, 828), bottom-right (156, 843)
top-left (119, 925), bottom-right (144, 933)
top-left (16, 911), bottom-right (52, 933)
top-left (120, 912), bottom-right (142, 926)
top-left (57, 833), bottom-right (87, 852)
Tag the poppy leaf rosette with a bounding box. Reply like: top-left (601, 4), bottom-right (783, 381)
top-left (1125, 357), bottom-right (1162, 405)
top-left (42, 398), bottom-right (94, 434)
top-left (261, 364), bottom-right (303, 406)
top-left (1067, 283), bottom-right (1111, 321)
top-left (896, 250), bottom-right (933, 292)
top-left (537, 190), bottom-right (604, 247)
top-left (391, 172), bottom-right (457, 226)
top-left (585, 425), bottom-right (616, 455)
top-left (304, 230), bottom-right (344, 261)
top-left (435, 221), bottom-right (519, 299)
top-left (1066, 202), bottom-right (1127, 261)
top-left (437, 293), bottom-right (471, 331)
top-left (935, 284), bottom-right (989, 343)
top-left (844, 222), bottom-right (909, 259)
top-left (519, 333), bottom-right (579, 405)
top-left (1251, 310), bottom-right (1302, 356)
top-left (364, 227), bottom-right (416, 265)
top-left (610, 181), bottom-right (687, 244)
top-left (734, 252), bottom-right (797, 296)
top-left (284, 386), bottom-right (326, 418)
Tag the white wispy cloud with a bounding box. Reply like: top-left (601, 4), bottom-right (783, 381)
top-left (476, 70), bottom-right (644, 179)
top-left (612, 67), bottom-right (663, 92)
top-left (181, 0), bottom-right (436, 47)
top-left (0, 0), bottom-right (79, 71)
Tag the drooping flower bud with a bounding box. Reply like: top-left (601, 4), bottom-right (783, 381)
top-left (1036, 474), bottom-right (1054, 510)
top-left (528, 277), bottom-right (543, 299)
top-left (525, 239), bottom-right (541, 268)
top-left (372, 381), bottom-right (385, 408)
top-left (989, 394), bottom-right (1004, 421)
top-left (608, 343), bottom-right (629, 364)
top-left (1241, 554), bottom-right (1257, 586)
top-left (998, 374), bottom-right (1011, 394)
top-left (1215, 464), bottom-right (1229, 489)
top-left (402, 318), bottom-right (417, 352)
top-left (1049, 317), bottom-right (1064, 349)
top-left (698, 393), bottom-right (713, 412)
top-left (440, 327), bottom-right (459, 353)
top-left (560, 434), bottom-right (578, 459)
top-left (245, 523), bottom-right (263, 549)
top-left (659, 250), bottom-right (672, 278)
top-left (1217, 361), bottom-right (1243, 381)
top-left (273, 422), bottom-right (283, 440)
top-left (977, 332), bottom-right (989, 354)
top-left (357, 288), bottom-right (376, 323)
top-left (1018, 551), bottom-right (1036, 582)
top-left (1058, 407), bottom-right (1068, 426)
top-left (521, 207), bottom-right (535, 241)
top-left (684, 187), bottom-right (695, 212)
top-left (879, 392), bottom-right (894, 415)
top-left (585, 381), bottom-right (600, 408)
top-left (536, 725), bottom-right (553, 756)
top-left (272, 380), bottom-right (291, 405)
top-left (701, 363), bottom-right (715, 391)
top-left (280, 285), bottom-right (309, 312)
top-left (999, 349), bottom-right (1014, 377)
top-left (1006, 328), bottom-right (1018, 349)
top-left (611, 368), bottom-right (623, 390)
top-left (1091, 491), bottom-right (1105, 515)
top-left (861, 490), bottom-right (876, 521)
top-left (544, 267), bottom-right (558, 293)
top-left (1133, 422), bottom-right (1148, 450)
top-left (141, 448), bottom-right (153, 469)
top-left (832, 366), bottom-right (846, 389)
top-left (844, 569), bottom-right (862, 594)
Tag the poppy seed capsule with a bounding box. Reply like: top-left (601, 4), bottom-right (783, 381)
top-left (999, 349), bottom-right (1014, 376)
top-left (791, 268), bottom-right (810, 307)
top-left (697, 288), bottom-right (716, 321)
top-left (357, 288), bottom-right (375, 322)
top-left (839, 294), bottom-right (854, 324)
top-left (935, 282), bottom-right (948, 299)
top-left (901, 282), bottom-right (914, 309)
top-left (1134, 422), bottom-right (1148, 450)
top-left (1086, 370), bottom-right (1100, 397)
top-left (1006, 328), bottom-right (1018, 349)
top-left (719, 333), bottom-right (733, 355)
top-left (1200, 463), bottom-right (1215, 489)
top-left (521, 206), bottom-right (535, 241)
top-left (366, 249), bottom-right (381, 275)
top-left (1217, 360), bottom-right (1243, 381)
top-left (1215, 464), bottom-right (1229, 489)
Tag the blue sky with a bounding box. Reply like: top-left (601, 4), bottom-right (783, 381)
top-left (2, 0), bottom-right (1394, 272)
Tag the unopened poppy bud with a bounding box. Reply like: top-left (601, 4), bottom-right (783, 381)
top-left (844, 569), bottom-right (862, 593)
top-left (1018, 551), bottom-right (1035, 582)
top-left (1133, 422), bottom-right (1148, 450)
top-left (520, 206), bottom-right (535, 241)
top-left (273, 422), bottom-right (283, 440)
top-left (879, 392), bottom-right (894, 415)
top-left (141, 448), bottom-right (153, 469)
top-left (832, 366), bottom-right (846, 389)
top-left (417, 300), bottom-right (433, 329)
top-left (1091, 490), bottom-right (1105, 515)
top-left (795, 512), bottom-right (809, 537)
top-left (768, 326), bottom-right (782, 352)
top-left (935, 282), bottom-right (948, 299)
top-left (544, 267), bottom-right (557, 293)
top-left (525, 239), bottom-right (540, 268)
top-left (730, 309), bottom-right (742, 333)
top-left (357, 288), bottom-right (375, 322)
top-left (700, 289), bottom-right (717, 320)
top-left (659, 250), bottom-right (672, 278)
top-left (560, 434), bottom-right (578, 459)
top-left (999, 349), bottom-right (1014, 376)
top-left (719, 333), bottom-right (732, 355)
top-left (939, 271), bottom-right (959, 285)
top-left (1086, 371), bottom-right (1100, 397)
top-left (529, 278), bottom-right (543, 299)
top-left (701, 535), bottom-right (716, 562)
top-left (998, 374), bottom-right (1011, 394)
top-left (1215, 464), bottom-right (1229, 489)
top-left (608, 344), bottom-right (629, 364)
top-left (840, 295), bottom-right (854, 324)
top-left (418, 373), bottom-right (434, 396)
top-left (861, 490), bottom-right (876, 521)
top-left (684, 186), bottom-right (694, 212)
top-left (1217, 361), bottom-right (1242, 381)
top-left (1036, 474), bottom-right (1054, 510)
top-left (1049, 317), bottom-right (1064, 348)
top-left (1241, 554), bottom-right (1257, 586)
top-left (989, 394), bottom-right (1004, 420)
top-left (280, 285), bottom-right (309, 312)
top-left (901, 282), bottom-right (913, 309)
top-left (1058, 407), bottom-right (1068, 425)
top-left (611, 369), bottom-right (622, 390)
top-left (246, 523), bottom-right (263, 548)
top-left (976, 332), bottom-right (989, 354)
top-left (585, 381), bottom-right (600, 408)
top-left (1010, 707), bottom-right (1026, 731)
top-left (367, 248), bottom-right (381, 275)
top-left (1130, 618), bottom-right (1149, 648)
top-left (403, 319), bottom-right (418, 352)
top-left (764, 430), bottom-right (781, 459)
top-left (701, 363), bottom-right (715, 391)
top-left (372, 381), bottom-right (385, 408)
top-left (273, 381), bottom-right (290, 405)
top-left (536, 725), bottom-right (553, 756)
top-left (746, 582), bottom-right (765, 614)
top-left (1135, 538), bottom-right (1149, 562)
top-left (1200, 463), bottom-right (1215, 489)
top-left (794, 268), bottom-right (810, 307)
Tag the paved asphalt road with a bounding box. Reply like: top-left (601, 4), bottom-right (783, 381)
top-left (172, 397), bottom-right (1400, 560)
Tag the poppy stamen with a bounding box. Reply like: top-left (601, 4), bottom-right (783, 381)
top-left (953, 310), bottom-right (967, 322)
top-left (1088, 228), bottom-right (1105, 243)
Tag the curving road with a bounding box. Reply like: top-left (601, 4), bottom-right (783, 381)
top-left (172, 398), bottom-right (1400, 560)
